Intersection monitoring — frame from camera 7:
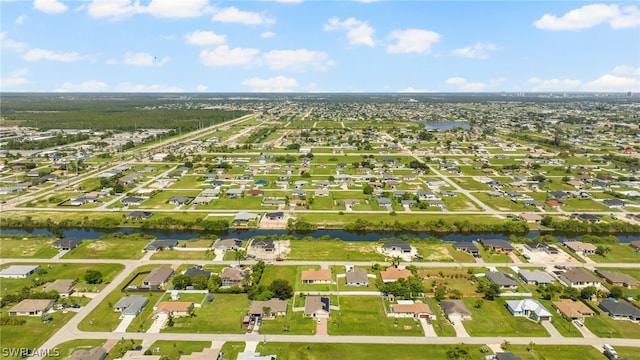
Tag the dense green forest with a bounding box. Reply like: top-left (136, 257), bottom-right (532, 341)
top-left (0, 95), bottom-right (250, 131)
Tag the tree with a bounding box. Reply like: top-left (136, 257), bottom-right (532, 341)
top-left (167, 313), bottom-right (174, 327)
top-left (262, 306), bottom-right (271, 318)
top-left (41, 312), bottom-right (52, 323)
top-left (482, 283), bottom-right (501, 300)
top-left (172, 274), bottom-right (192, 290)
top-left (500, 340), bottom-right (511, 351)
top-left (562, 287), bottom-right (580, 301)
top-left (580, 286), bottom-right (597, 300)
top-left (473, 299), bottom-right (484, 309)
top-left (269, 279), bottom-right (293, 300)
top-left (446, 344), bottom-right (471, 360)
top-left (596, 245), bottom-right (611, 257)
top-left (208, 274), bottom-right (222, 292)
top-left (191, 274), bottom-right (208, 290)
top-left (609, 286), bottom-right (624, 299)
top-left (84, 270), bottom-right (103, 284)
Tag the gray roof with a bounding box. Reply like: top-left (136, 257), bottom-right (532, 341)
top-left (145, 239), bottom-right (178, 250)
top-left (0, 265), bottom-right (39, 277)
top-left (249, 298), bottom-right (288, 316)
top-left (562, 268), bottom-right (599, 284)
top-left (486, 271), bottom-right (518, 287)
top-left (376, 197), bottom-right (392, 205)
top-left (184, 268), bottom-right (211, 279)
top-left (453, 241), bottom-right (479, 252)
top-left (596, 270), bottom-right (638, 287)
top-left (52, 238), bottom-right (83, 249)
top-left (598, 299), bottom-right (640, 319)
top-left (143, 266), bottom-right (174, 284)
top-left (345, 268), bottom-right (369, 284)
top-left (304, 295), bottom-right (330, 314)
top-left (518, 270), bottom-right (555, 284)
top-left (479, 238), bottom-right (514, 251)
top-left (495, 353), bottom-right (522, 360)
top-left (440, 299), bottom-right (472, 317)
top-left (383, 241), bottom-right (411, 251)
top-left (114, 296), bottom-right (149, 316)
top-left (234, 212), bottom-right (260, 221)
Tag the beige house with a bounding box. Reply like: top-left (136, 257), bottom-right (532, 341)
top-left (154, 301), bottom-right (193, 317)
top-left (380, 267), bottom-right (412, 283)
top-left (389, 300), bottom-right (433, 319)
top-left (9, 299), bottom-right (54, 316)
top-left (553, 299), bottom-right (595, 320)
top-left (301, 269), bottom-right (332, 284)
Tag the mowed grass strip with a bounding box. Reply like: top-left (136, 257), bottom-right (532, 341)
top-left (0, 238), bottom-right (58, 258)
top-left (328, 296), bottom-right (424, 336)
top-left (583, 309), bottom-right (640, 338)
top-left (509, 345), bottom-right (606, 360)
top-left (162, 294), bottom-right (250, 334)
top-left (287, 239), bottom-right (385, 261)
top-left (461, 298), bottom-right (549, 337)
top-left (148, 340), bottom-right (211, 360)
top-left (256, 342), bottom-right (473, 360)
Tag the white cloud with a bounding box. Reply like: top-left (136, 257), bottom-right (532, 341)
top-left (105, 58), bottom-right (118, 65)
top-left (527, 77), bottom-right (582, 91)
top-left (397, 87), bottom-right (432, 93)
top-left (87, 0), bottom-right (209, 20)
top-left (0, 32), bottom-right (29, 52)
top-left (122, 52), bottom-right (170, 67)
top-left (324, 17), bottom-right (375, 47)
top-left (212, 6), bottom-right (275, 25)
top-left (445, 77), bottom-right (486, 91)
top-left (452, 42), bottom-right (497, 59)
top-left (199, 45), bottom-right (260, 66)
top-left (15, 15), bottom-right (26, 24)
top-left (114, 82), bottom-right (184, 92)
top-left (242, 76), bottom-right (298, 92)
top-left (612, 65), bottom-right (640, 76)
top-left (195, 84), bottom-right (208, 92)
top-left (262, 49), bottom-right (334, 72)
top-left (533, 4), bottom-right (640, 31)
top-left (142, 0), bottom-right (210, 18)
top-left (0, 69), bottom-right (30, 89)
top-left (184, 30), bottom-right (226, 46)
top-left (583, 74), bottom-right (639, 92)
top-left (55, 80), bottom-right (109, 92)
top-left (33, 0), bottom-right (68, 14)
top-left (87, 0), bottom-right (139, 20)
top-left (386, 29), bottom-right (440, 54)
top-left (260, 31), bottom-right (276, 38)
top-left (274, 0), bottom-right (302, 3)
top-left (23, 48), bottom-right (86, 62)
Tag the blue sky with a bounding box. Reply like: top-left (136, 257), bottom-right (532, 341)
top-left (1, 0), bottom-right (639, 92)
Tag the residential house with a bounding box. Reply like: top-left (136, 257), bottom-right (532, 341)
top-left (214, 238), bottom-right (243, 251)
top-left (595, 270), bottom-right (638, 288)
top-left (121, 197), bottom-right (144, 206)
top-left (389, 300), bottom-right (433, 319)
top-left (630, 240), bottom-right (640, 252)
top-left (42, 279), bottom-right (75, 297)
top-left (598, 299), bottom-right (640, 321)
top-left (237, 351), bottom-right (277, 360)
top-left (603, 199), bottom-right (625, 208)
top-left (126, 211), bottom-right (152, 220)
top-left (345, 268), bottom-right (369, 286)
top-left (248, 298), bottom-right (288, 318)
top-left (52, 239), bottom-right (83, 250)
top-left (524, 242), bottom-right (559, 254)
top-left (520, 213), bottom-right (542, 223)
top-left (154, 302), bottom-right (193, 317)
top-left (113, 296), bottom-right (149, 318)
top-left (250, 239), bottom-right (275, 252)
top-left (486, 271), bottom-right (518, 289)
top-left (505, 299), bottom-right (552, 321)
top-left (142, 266), bottom-right (174, 290)
top-left (233, 212), bottom-right (260, 226)
top-left (0, 265), bottom-right (39, 279)
top-left (518, 270), bottom-right (555, 285)
top-left (304, 295), bottom-right (330, 317)
top-left (478, 239), bottom-right (514, 253)
top-left (376, 197), bottom-right (392, 207)
top-left (247, 189), bottom-right (264, 197)
top-left (563, 241), bottom-right (597, 256)
top-left (184, 267), bottom-right (211, 280)
top-left (220, 267), bottom-right (250, 287)
top-left (144, 240), bottom-right (178, 251)
top-left (301, 269), bottom-right (332, 284)
top-left (440, 299), bottom-right (472, 323)
top-left (168, 196), bottom-right (191, 206)
top-left (453, 242), bottom-right (480, 257)
top-left (226, 188), bottom-right (244, 198)
top-left (495, 353), bottom-right (522, 360)
top-left (383, 241), bottom-right (412, 254)
top-left (552, 299), bottom-right (594, 320)
top-left (8, 299), bottom-right (55, 316)
top-left (571, 213), bottom-right (600, 222)
top-left (558, 268), bottom-right (600, 288)
top-left (264, 212), bottom-right (284, 220)
top-left (380, 267), bottom-right (412, 283)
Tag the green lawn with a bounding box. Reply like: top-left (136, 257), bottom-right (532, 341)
top-left (260, 265), bottom-right (298, 287)
top-left (219, 342), bottom-right (245, 360)
top-left (256, 342), bottom-right (480, 360)
top-left (328, 296), bottom-right (424, 336)
top-left (0, 237), bottom-right (58, 258)
top-left (163, 294), bottom-right (250, 334)
top-left (583, 310), bottom-right (640, 338)
top-left (587, 244), bottom-right (640, 263)
top-left (104, 340), bottom-right (143, 360)
top-left (0, 262), bottom-right (124, 298)
top-left (477, 247), bottom-right (513, 263)
top-left (151, 249), bottom-right (214, 260)
top-left (257, 305), bottom-right (317, 335)
top-left (508, 345), bottom-right (607, 360)
top-left (461, 298), bottom-right (549, 337)
top-left (412, 242), bottom-right (475, 262)
top-left (0, 311), bottom-right (76, 359)
top-left (43, 339), bottom-right (105, 360)
top-left (147, 341), bottom-right (211, 360)
top-left (287, 239), bottom-right (385, 261)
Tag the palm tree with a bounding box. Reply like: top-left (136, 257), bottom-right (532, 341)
top-left (234, 249), bottom-right (246, 265)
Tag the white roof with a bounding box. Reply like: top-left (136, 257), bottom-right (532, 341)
top-left (0, 265), bottom-right (39, 276)
top-left (506, 299), bottom-right (551, 317)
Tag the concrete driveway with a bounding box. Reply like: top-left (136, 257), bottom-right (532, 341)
top-left (315, 317), bottom-right (328, 336)
top-left (113, 316), bottom-right (135, 333)
top-left (452, 320), bottom-right (470, 337)
top-left (541, 320), bottom-right (563, 338)
top-left (147, 314), bottom-right (167, 334)
top-left (419, 318), bottom-right (437, 337)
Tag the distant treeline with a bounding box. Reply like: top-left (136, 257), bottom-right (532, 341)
top-left (1, 96), bottom-right (249, 131)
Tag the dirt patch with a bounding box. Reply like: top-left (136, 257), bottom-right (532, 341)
top-left (247, 240), bottom-right (291, 260)
top-left (86, 241), bottom-right (107, 251)
top-left (424, 247), bottom-right (453, 262)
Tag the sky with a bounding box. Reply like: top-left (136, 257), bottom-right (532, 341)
top-left (1, 0), bottom-right (639, 93)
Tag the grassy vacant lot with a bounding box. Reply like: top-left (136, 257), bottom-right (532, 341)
top-left (0, 237), bottom-right (58, 258)
top-left (63, 235), bottom-right (153, 259)
top-left (43, 339), bottom-right (105, 360)
top-left (219, 342), bottom-right (245, 360)
top-left (0, 311), bottom-right (76, 358)
top-left (258, 306), bottom-right (317, 335)
top-left (328, 296), bottom-right (424, 336)
top-left (150, 249), bottom-right (214, 260)
top-left (287, 239), bottom-right (385, 261)
top-left (0, 262), bottom-right (124, 297)
top-left (163, 294), bottom-right (249, 334)
top-left (583, 310), bottom-right (640, 338)
top-left (508, 345), bottom-right (605, 360)
top-left (78, 264), bottom-right (166, 332)
top-left (587, 243), bottom-right (640, 263)
top-left (260, 265), bottom-right (298, 288)
top-left (148, 341), bottom-right (211, 360)
top-left (461, 298), bottom-right (549, 337)
top-left (477, 246), bottom-right (513, 263)
top-left (412, 242), bottom-right (476, 262)
top-left (256, 342), bottom-right (477, 360)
